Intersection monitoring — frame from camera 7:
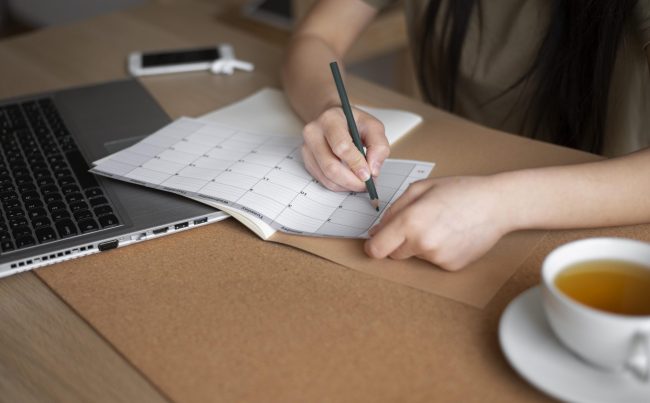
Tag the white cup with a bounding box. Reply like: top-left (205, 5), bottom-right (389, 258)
top-left (541, 237), bottom-right (650, 381)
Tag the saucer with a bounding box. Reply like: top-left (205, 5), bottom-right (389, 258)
top-left (499, 286), bottom-right (650, 403)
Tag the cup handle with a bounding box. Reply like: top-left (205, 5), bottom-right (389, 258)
top-left (625, 332), bottom-right (650, 381)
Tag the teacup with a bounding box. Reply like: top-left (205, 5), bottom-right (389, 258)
top-left (541, 237), bottom-right (650, 381)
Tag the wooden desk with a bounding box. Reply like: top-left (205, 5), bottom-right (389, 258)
top-left (1, 2), bottom-right (649, 403)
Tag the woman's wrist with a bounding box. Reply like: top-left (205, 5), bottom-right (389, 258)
top-left (489, 170), bottom-right (538, 233)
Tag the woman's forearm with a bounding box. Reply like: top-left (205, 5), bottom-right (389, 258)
top-left (281, 0), bottom-right (378, 123)
top-left (281, 34), bottom-right (343, 122)
top-left (498, 148), bottom-right (650, 231)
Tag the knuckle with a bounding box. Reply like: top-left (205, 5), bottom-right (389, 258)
top-left (365, 241), bottom-right (382, 258)
top-left (433, 251), bottom-right (463, 272)
top-left (322, 162), bottom-right (340, 178)
top-left (302, 123), bottom-right (320, 142)
top-left (331, 138), bottom-right (351, 156)
top-left (414, 236), bottom-right (435, 253)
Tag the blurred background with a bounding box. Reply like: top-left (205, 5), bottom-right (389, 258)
top-left (0, 0), bottom-right (419, 99)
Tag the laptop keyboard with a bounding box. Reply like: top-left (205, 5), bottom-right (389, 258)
top-left (0, 98), bottom-right (120, 254)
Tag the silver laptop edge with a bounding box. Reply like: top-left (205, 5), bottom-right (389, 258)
top-left (0, 79), bottom-right (228, 277)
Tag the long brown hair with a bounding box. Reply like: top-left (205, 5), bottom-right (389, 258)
top-left (418, 0), bottom-right (636, 153)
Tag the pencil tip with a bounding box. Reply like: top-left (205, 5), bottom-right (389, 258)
top-left (371, 199), bottom-right (380, 211)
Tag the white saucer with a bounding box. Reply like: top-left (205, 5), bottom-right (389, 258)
top-left (499, 286), bottom-right (650, 403)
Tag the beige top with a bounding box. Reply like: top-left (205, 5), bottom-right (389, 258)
top-left (364, 0), bottom-right (650, 156)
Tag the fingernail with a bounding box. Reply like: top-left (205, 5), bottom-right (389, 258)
top-left (371, 161), bottom-right (381, 177)
top-left (356, 168), bottom-right (370, 182)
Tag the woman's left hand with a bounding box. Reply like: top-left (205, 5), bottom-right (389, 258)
top-left (365, 176), bottom-right (513, 271)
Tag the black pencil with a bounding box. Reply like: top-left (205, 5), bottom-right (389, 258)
top-left (329, 61), bottom-right (380, 211)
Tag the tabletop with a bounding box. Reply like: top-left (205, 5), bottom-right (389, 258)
top-left (1, 2), bottom-right (649, 403)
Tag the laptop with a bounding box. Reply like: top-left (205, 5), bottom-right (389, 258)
top-left (0, 79), bottom-right (228, 278)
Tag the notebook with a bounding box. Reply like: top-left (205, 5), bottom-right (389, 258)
top-left (91, 88), bottom-right (428, 240)
top-left (91, 117), bottom-right (432, 239)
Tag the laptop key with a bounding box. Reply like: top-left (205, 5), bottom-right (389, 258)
top-left (0, 240), bottom-right (13, 252)
top-left (77, 218), bottom-right (99, 234)
top-left (22, 191), bottom-right (40, 201)
top-left (54, 169), bottom-right (71, 179)
top-left (98, 214), bottom-right (119, 228)
top-left (73, 209), bottom-right (93, 221)
top-left (47, 201), bottom-right (67, 213)
top-left (35, 227), bottom-right (56, 243)
top-left (85, 187), bottom-right (103, 198)
top-left (43, 193), bottom-right (62, 204)
top-left (57, 176), bottom-right (76, 186)
top-left (9, 217), bottom-right (28, 229)
top-left (18, 182), bottom-right (37, 193)
top-left (27, 207), bottom-right (46, 219)
top-left (41, 184), bottom-right (59, 195)
top-left (51, 209), bottom-right (70, 221)
top-left (93, 205), bottom-right (112, 216)
top-left (6, 208), bottom-right (25, 219)
top-left (55, 219), bottom-right (78, 238)
top-left (13, 168), bottom-right (31, 178)
top-left (24, 199), bottom-right (43, 210)
top-left (16, 235), bottom-right (36, 248)
top-left (3, 198), bottom-right (20, 209)
top-left (0, 191), bottom-right (18, 202)
top-left (12, 226), bottom-right (32, 239)
top-left (0, 230), bottom-right (10, 241)
top-left (89, 196), bottom-right (107, 207)
top-left (65, 192), bottom-right (84, 203)
top-left (69, 201), bottom-right (88, 213)
top-left (35, 176), bottom-right (55, 187)
top-left (31, 216), bottom-right (50, 228)
top-left (61, 184), bottom-right (80, 195)
top-left (33, 169), bottom-right (51, 179)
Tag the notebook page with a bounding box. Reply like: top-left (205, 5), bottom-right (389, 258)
top-left (199, 87), bottom-right (422, 146)
top-left (91, 117), bottom-right (434, 239)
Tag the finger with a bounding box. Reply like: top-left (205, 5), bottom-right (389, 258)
top-left (364, 216), bottom-right (407, 259)
top-left (304, 124), bottom-right (366, 191)
top-left (358, 116), bottom-right (389, 177)
top-left (321, 119), bottom-right (371, 183)
top-left (389, 240), bottom-right (422, 260)
top-left (301, 146), bottom-right (347, 192)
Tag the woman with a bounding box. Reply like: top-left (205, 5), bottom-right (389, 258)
top-left (281, 0), bottom-right (650, 271)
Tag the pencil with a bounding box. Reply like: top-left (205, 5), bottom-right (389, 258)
top-left (329, 61), bottom-right (380, 211)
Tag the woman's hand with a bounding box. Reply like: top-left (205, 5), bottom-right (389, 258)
top-left (365, 176), bottom-right (513, 271)
top-left (301, 105), bottom-right (390, 192)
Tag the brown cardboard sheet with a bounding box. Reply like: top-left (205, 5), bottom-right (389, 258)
top-left (272, 91), bottom-right (599, 307)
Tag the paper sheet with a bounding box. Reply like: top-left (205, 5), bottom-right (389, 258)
top-left (199, 87), bottom-right (423, 146)
top-left (92, 117), bottom-right (434, 238)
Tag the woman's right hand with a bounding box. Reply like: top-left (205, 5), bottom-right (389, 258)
top-left (301, 105), bottom-right (390, 192)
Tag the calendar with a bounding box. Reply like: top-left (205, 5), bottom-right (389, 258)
top-left (91, 118), bottom-right (434, 238)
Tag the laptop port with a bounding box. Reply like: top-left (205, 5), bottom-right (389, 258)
top-left (153, 227), bottom-right (168, 235)
top-left (193, 217), bottom-right (208, 225)
top-left (98, 240), bottom-right (119, 251)
top-left (174, 222), bottom-right (188, 230)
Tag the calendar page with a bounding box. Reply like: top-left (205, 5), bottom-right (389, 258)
top-left (91, 118), bottom-right (434, 238)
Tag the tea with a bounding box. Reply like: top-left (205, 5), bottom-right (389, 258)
top-left (554, 259), bottom-right (650, 316)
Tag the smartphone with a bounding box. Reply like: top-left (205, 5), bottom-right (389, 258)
top-left (128, 44), bottom-right (233, 76)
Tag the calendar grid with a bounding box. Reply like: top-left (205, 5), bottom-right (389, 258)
top-left (91, 117), bottom-right (434, 238)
